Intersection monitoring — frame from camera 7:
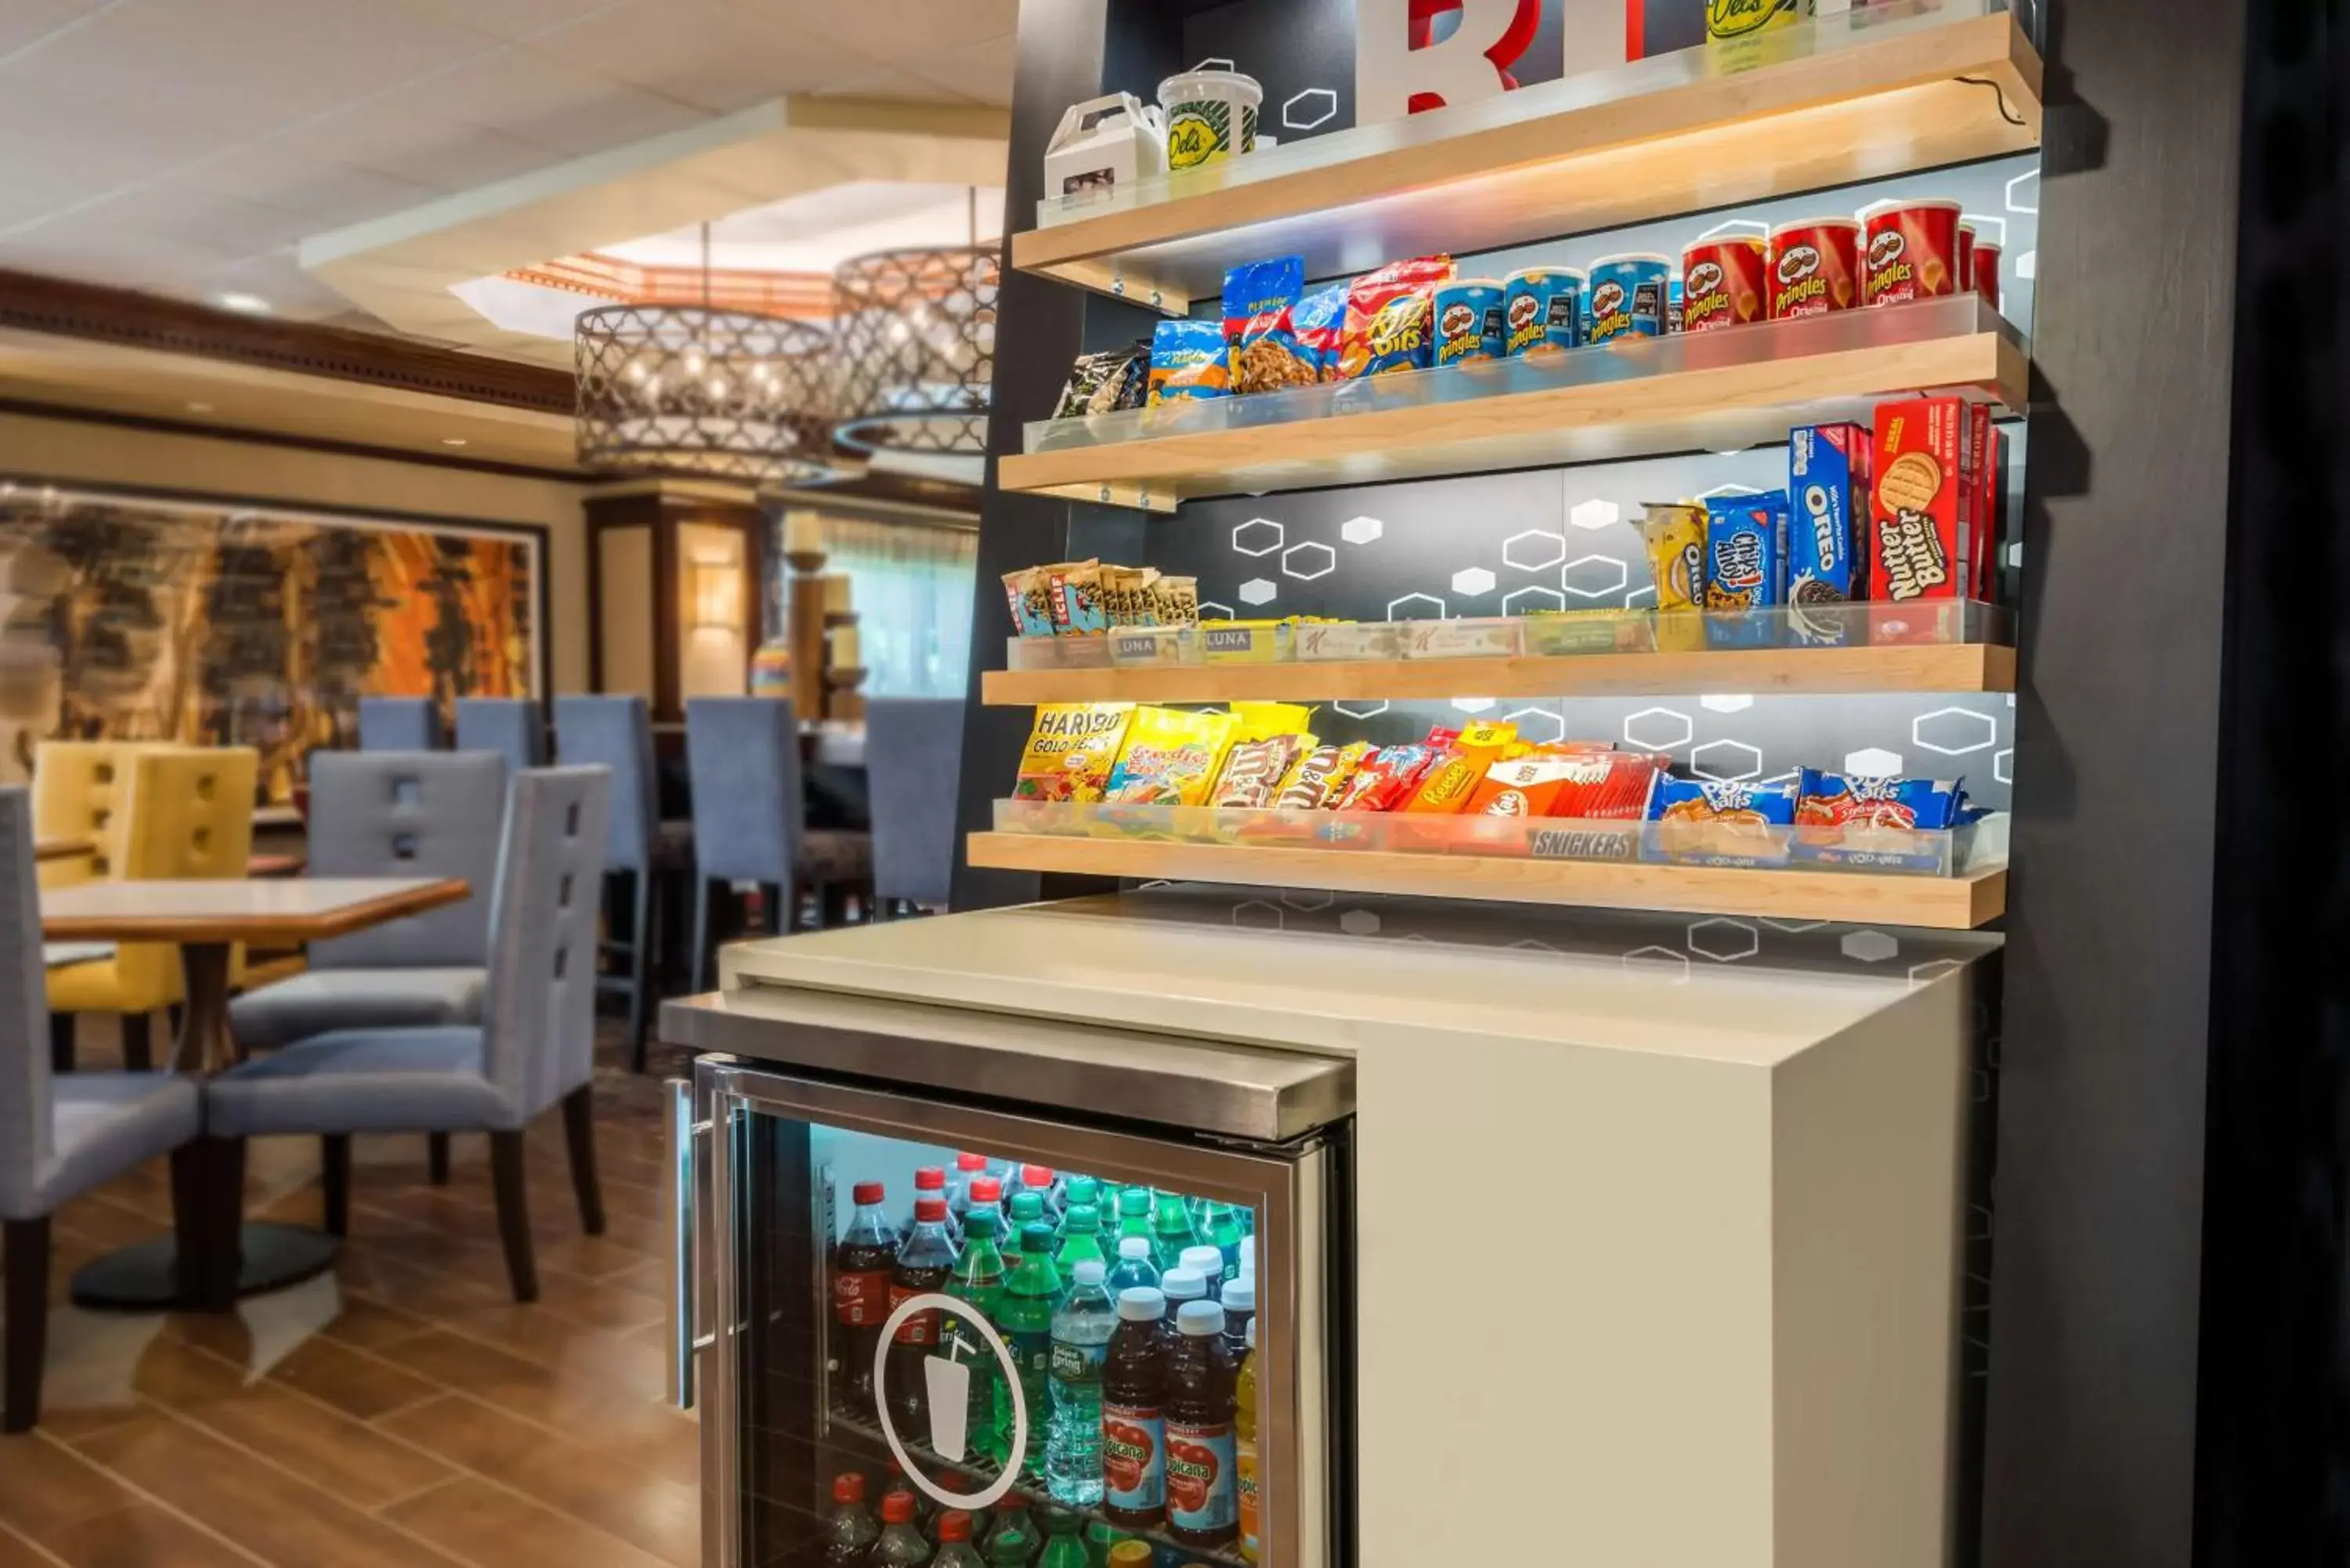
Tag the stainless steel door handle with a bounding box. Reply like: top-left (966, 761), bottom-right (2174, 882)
top-left (665, 1078), bottom-right (714, 1409)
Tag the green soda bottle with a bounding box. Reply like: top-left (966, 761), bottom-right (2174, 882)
top-left (1053, 1177), bottom-right (1100, 1245)
top-left (1035, 1506), bottom-right (1088, 1568)
top-left (1010, 1191), bottom-right (1048, 1237)
top-left (1202, 1202), bottom-right (1247, 1282)
top-left (1081, 1518), bottom-right (1133, 1568)
top-left (943, 1202), bottom-right (1010, 1463)
top-left (996, 1221), bottom-right (1061, 1479)
top-left (1054, 1202), bottom-right (1109, 1289)
top-left (1115, 1188), bottom-right (1155, 1248)
top-left (982, 1495), bottom-right (1038, 1566)
top-left (1151, 1189), bottom-right (1206, 1273)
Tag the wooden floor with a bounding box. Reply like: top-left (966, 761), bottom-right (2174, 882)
top-left (0, 1022), bottom-right (701, 1568)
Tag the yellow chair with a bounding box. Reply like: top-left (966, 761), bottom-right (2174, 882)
top-left (30, 740), bottom-right (135, 893)
top-left (42, 744), bottom-right (258, 1071)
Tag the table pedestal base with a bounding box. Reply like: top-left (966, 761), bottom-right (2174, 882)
top-left (67, 1223), bottom-right (340, 1311)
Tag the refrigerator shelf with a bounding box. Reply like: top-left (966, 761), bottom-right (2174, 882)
top-left (973, 801), bottom-right (2010, 929)
top-left (988, 603), bottom-right (2014, 704)
top-left (1012, 0), bottom-right (2041, 315)
top-left (1001, 295), bottom-right (2026, 511)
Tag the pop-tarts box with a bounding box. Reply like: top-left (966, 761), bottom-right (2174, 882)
top-left (1788, 422), bottom-right (1869, 645)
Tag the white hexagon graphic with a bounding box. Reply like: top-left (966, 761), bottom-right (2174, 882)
top-left (1624, 583), bottom-right (1657, 606)
top-left (2016, 249), bottom-right (2037, 280)
top-left (1280, 888), bottom-right (1336, 912)
top-left (1509, 938), bottom-right (1560, 953)
top-left (1623, 706), bottom-right (1694, 751)
top-left (1690, 739), bottom-right (1762, 782)
top-left (1908, 959), bottom-right (1965, 988)
top-left (1913, 706), bottom-right (1998, 757)
top-left (1397, 932), bottom-right (1434, 943)
top-left (1502, 707), bottom-right (1566, 746)
top-left (1332, 699), bottom-right (1389, 719)
top-left (1698, 482), bottom-right (1766, 500)
top-left (1198, 600), bottom-right (1235, 620)
top-left (1340, 515), bottom-right (1384, 545)
top-left (1762, 917), bottom-right (1828, 934)
top-left (1238, 577), bottom-right (1278, 606)
top-left (1232, 900), bottom-right (1282, 931)
top-left (1388, 591), bottom-right (1446, 620)
top-left (2004, 168), bottom-right (2039, 214)
top-left (1993, 747), bottom-right (2014, 784)
top-left (1451, 567), bottom-right (1496, 596)
top-left (1282, 541), bottom-right (1336, 581)
top-left (1502, 529), bottom-right (1568, 571)
top-left (1622, 945), bottom-right (1691, 985)
top-left (1567, 498), bottom-right (1622, 531)
top-left (1281, 86), bottom-right (1339, 130)
top-left (2005, 540), bottom-right (2024, 568)
top-left (1561, 555), bottom-right (1629, 600)
top-left (1687, 918), bottom-right (1760, 963)
top-left (1842, 930), bottom-right (1900, 964)
top-left (1231, 518), bottom-right (1283, 556)
top-left (1758, 769), bottom-right (1801, 789)
top-left (1502, 586), bottom-right (1565, 616)
top-left (1191, 56), bottom-right (1236, 71)
top-left (1961, 214), bottom-right (2008, 245)
top-left (1845, 746), bottom-right (1905, 776)
top-left (1450, 697), bottom-right (1497, 714)
top-left (1699, 694), bottom-right (1754, 714)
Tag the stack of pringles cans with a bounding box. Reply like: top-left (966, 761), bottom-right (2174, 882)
top-left (1479, 197), bottom-right (2001, 356)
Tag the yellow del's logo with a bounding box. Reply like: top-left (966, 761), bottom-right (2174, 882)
top-left (1708, 0), bottom-right (1799, 41)
top-left (1166, 107), bottom-right (1224, 170)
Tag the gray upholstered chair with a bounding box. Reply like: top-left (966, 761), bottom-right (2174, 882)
top-left (229, 750), bottom-right (505, 1187)
top-left (357, 695), bottom-right (441, 750)
top-left (866, 698), bottom-right (964, 917)
top-left (194, 766), bottom-right (612, 1306)
top-left (455, 697), bottom-right (544, 775)
top-left (0, 786), bottom-right (202, 1431)
top-left (684, 697), bottom-right (873, 991)
top-left (553, 695), bottom-right (667, 1072)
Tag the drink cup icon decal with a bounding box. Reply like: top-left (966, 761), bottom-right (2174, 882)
top-left (874, 1293), bottom-right (1029, 1510)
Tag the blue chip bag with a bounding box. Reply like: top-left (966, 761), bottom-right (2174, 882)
top-left (1290, 283), bottom-right (1349, 379)
top-left (1645, 775), bottom-right (1798, 868)
top-left (1223, 256), bottom-right (1303, 341)
top-left (1148, 318), bottom-right (1231, 405)
top-left (1792, 769), bottom-right (1972, 870)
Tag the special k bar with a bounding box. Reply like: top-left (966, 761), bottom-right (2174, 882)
top-left (1869, 397), bottom-right (1969, 608)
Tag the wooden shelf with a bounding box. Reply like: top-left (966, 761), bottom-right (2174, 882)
top-left (967, 833), bottom-right (2006, 930)
top-left (1010, 8), bottom-right (2042, 313)
top-left (1000, 297), bottom-right (2026, 510)
top-left (984, 641), bottom-right (2014, 706)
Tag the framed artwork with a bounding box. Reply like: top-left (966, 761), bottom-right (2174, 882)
top-left (0, 478), bottom-right (546, 802)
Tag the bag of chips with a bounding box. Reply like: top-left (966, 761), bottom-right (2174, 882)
top-left (1336, 255), bottom-right (1455, 380)
top-left (1013, 703), bottom-right (1134, 802)
top-left (1104, 706), bottom-right (1235, 806)
top-left (1223, 256), bottom-right (1303, 340)
top-left (1052, 342), bottom-right (1149, 419)
top-left (1148, 318), bottom-right (1231, 405)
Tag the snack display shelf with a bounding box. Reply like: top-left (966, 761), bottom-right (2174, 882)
top-left (969, 801), bottom-right (2010, 930)
top-left (987, 603), bottom-right (2015, 703)
top-left (1000, 296), bottom-right (2026, 511)
top-left (1010, 0), bottom-right (2041, 313)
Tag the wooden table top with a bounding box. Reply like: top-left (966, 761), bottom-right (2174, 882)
top-left (35, 836), bottom-right (94, 863)
top-left (39, 876), bottom-right (469, 944)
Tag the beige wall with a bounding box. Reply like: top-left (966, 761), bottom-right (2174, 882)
top-left (0, 409), bottom-right (592, 693)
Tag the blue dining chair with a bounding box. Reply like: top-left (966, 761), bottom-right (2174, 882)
top-left (1, 786), bottom-right (203, 1429)
top-left (194, 767), bottom-right (612, 1306)
top-left (358, 696), bottom-right (441, 750)
top-left (683, 697), bottom-right (872, 991)
top-left (866, 698), bottom-right (964, 918)
top-left (552, 695), bottom-right (672, 1071)
top-left (455, 697), bottom-right (544, 775)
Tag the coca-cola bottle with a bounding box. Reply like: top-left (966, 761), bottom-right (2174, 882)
top-left (833, 1181), bottom-right (896, 1418)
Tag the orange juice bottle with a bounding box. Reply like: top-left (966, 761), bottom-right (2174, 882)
top-left (1235, 1317), bottom-right (1260, 1563)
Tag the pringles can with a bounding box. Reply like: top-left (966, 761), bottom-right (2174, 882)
top-left (1862, 198), bottom-right (1963, 306)
top-left (1970, 240), bottom-right (2002, 311)
top-left (1679, 235), bottom-right (1770, 334)
top-left (1502, 266), bottom-right (1583, 356)
top-left (1433, 278), bottom-right (1506, 367)
top-left (1586, 254), bottom-right (1672, 345)
top-left (1769, 217), bottom-right (1861, 319)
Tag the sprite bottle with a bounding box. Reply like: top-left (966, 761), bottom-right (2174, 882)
top-left (942, 1201), bottom-right (1009, 1463)
top-left (995, 1221), bottom-right (1061, 1479)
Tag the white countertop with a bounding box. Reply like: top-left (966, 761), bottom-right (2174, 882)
top-left (721, 887), bottom-right (2000, 1069)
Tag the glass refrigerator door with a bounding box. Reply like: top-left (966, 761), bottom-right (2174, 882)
top-left (674, 1056), bottom-right (1342, 1568)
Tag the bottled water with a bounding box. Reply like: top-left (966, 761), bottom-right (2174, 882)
top-left (1046, 1259), bottom-right (1115, 1506)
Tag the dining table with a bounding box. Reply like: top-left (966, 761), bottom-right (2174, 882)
top-left (40, 874), bottom-right (470, 1310)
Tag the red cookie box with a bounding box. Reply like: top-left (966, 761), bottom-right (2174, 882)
top-left (1867, 396), bottom-right (1971, 645)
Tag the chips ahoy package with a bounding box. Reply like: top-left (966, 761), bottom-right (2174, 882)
top-left (1703, 492), bottom-right (1789, 650)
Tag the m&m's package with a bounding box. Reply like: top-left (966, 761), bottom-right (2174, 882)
top-left (1211, 733), bottom-right (1310, 808)
top-left (1013, 704), bottom-right (1135, 802)
top-left (1276, 742), bottom-right (1372, 810)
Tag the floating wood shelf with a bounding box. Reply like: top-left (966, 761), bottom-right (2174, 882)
top-left (983, 641), bottom-right (2014, 706)
top-left (967, 833), bottom-right (2007, 930)
top-left (1010, 7), bottom-right (2042, 314)
top-left (1000, 296), bottom-right (2026, 510)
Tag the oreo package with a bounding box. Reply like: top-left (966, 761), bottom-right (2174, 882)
top-left (1703, 492), bottom-right (1789, 650)
top-left (1793, 768), bottom-right (1975, 871)
top-left (1788, 422), bottom-right (1871, 645)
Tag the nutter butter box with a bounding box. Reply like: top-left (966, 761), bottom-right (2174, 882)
top-left (1869, 397), bottom-right (1969, 643)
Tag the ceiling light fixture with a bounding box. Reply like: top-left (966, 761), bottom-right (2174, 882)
top-left (830, 189), bottom-right (996, 457)
top-left (441, 437), bottom-right (469, 446)
top-left (186, 401), bottom-right (215, 414)
top-left (574, 222), bottom-right (854, 487)
top-left (216, 291), bottom-right (271, 314)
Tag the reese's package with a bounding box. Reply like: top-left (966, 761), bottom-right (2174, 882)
top-left (1013, 703), bottom-right (1134, 802)
top-left (1148, 318), bottom-right (1231, 405)
top-left (1336, 255), bottom-right (1455, 379)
